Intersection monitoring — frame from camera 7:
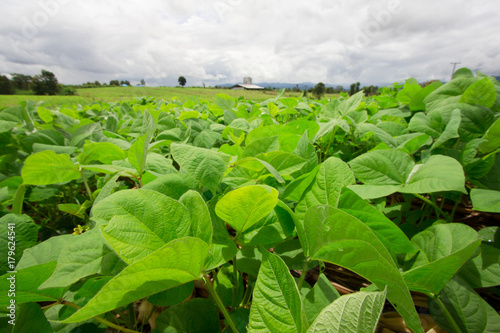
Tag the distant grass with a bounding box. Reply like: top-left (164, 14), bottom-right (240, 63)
top-left (0, 87), bottom-right (340, 108)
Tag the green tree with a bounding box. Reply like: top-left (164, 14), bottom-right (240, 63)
top-left (313, 82), bottom-right (325, 99)
top-left (0, 75), bottom-right (15, 95)
top-left (178, 76), bottom-right (186, 87)
top-left (10, 73), bottom-right (32, 91)
top-left (355, 82), bottom-right (360, 93)
top-left (32, 70), bottom-right (60, 95)
top-left (140, 79), bottom-right (146, 86)
top-left (349, 83), bottom-right (356, 96)
top-left (109, 80), bottom-right (119, 86)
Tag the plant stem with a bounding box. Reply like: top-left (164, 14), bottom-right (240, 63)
top-left (80, 170), bottom-right (93, 201)
top-left (450, 194), bottom-right (461, 221)
top-left (61, 301), bottom-right (141, 333)
top-left (297, 261), bottom-right (309, 291)
top-left (203, 276), bottom-right (240, 333)
top-left (239, 277), bottom-right (254, 308)
top-left (413, 193), bottom-right (450, 222)
top-left (232, 257), bottom-right (239, 309)
top-left (431, 295), bottom-right (462, 333)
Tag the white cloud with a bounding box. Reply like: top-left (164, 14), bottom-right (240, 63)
top-left (0, 0), bottom-right (499, 87)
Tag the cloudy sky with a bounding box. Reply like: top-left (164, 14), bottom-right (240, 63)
top-left (1, 0), bottom-right (499, 87)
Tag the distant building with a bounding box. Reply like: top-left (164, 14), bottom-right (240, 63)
top-left (231, 77), bottom-right (264, 90)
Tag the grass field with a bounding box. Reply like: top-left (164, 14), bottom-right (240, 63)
top-left (0, 87), bottom-right (340, 108)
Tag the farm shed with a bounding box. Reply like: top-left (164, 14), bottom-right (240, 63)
top-left (231, 77), bottom-right (264, 90)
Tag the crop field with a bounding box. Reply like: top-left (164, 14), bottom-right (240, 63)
top-left (0, 68), bottom-right (499, 333)
top-left (0, 87), bottom-right (336, 109)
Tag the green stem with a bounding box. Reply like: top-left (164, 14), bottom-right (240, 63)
top-left (203, 276), bottom-right (240, 333)
top-left (61, 301), bottom-right (140, 333)
top-left (239, 277), bottom-right (254, 308)
top-left (450, 194), bottom-right (461, 222)
top-left (431, 295), bottom-right (462, 333)
top-left (232, 257), bottom-right (239, 309)
top-left (413, 193), bottom-right (450, 222)
top-left (80, 170), bottom-right (93, 201)
top-left (297, 261), bottom-right (309, 291)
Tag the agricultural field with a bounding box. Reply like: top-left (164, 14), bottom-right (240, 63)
top-left (0, 67), bottom-right (499, 333)
top-left (0, 86), bottom-right (334, 109)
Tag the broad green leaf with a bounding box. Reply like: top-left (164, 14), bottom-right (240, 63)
top-left (349, 149), bottom-right (414, 185)
top-left (0, 120), bottom-right (19, 133)
top-left (0, 262), bottom-right (65, 307)
top-left (337, 91), bottom-right (364, 115)
top-left (470, 188), bottom-right (500, 213)
top-left (231, 156), bottom-right (285, 184)
top-left (478, 118), bottom-right (500, 154)
top-left (148, 281), bottom-right (194, 306)
top-left (13, 303), bottom-right (53, 333)
top-left (307, 288), bottom-right (387, 333)
top-left (179, 190), bottom-right (213, 244)
top-left (303, 273), bottom-right (341, 325)
top-left (94, 189), bottom-right (191, 264)
top-left (338, 188), bottom-right (414, 254)
top-left (401, 155), bottom-right (467, 194)
top-left (62, 237), bottom-right (209, 323)
top-left (21, 129), bottom-right (65, 153)
top-left (242, 136), bottom-right (280, 158)
top-left (429, 275), bottom-right (500, 333)
top-left (39, 230), bottom-right (126, 289)
top-left (409, 81), bottom-right (443, 111)
top-left (453, 68), bottom-right (474, 79)
top-left (458, 226), bottom-right (500, 288)
top-left (128, 133), bottom-right (149, 175)
top-left (302, 205), bottom-right (423, 333)
top-left (142, 173), bottom-right (196, 199)
top-left (16, 234), bottom-right (76, 270)
top-left (424, 77), bottom-right (474, 112)
top-left (0, 214), bottom-right (37, 275)
top-left (295, 157), bottom-right (355, 222)
top-left (248, 251), bottom-right (304, 333)
top-left (459, 77), bottom-right (497, 108)
top-left (215, 185), bottom-right (278, 235)
top-left (431, 108), bottom-right (461, 150)
top-left (357, 123), bottom-right (397, 148)
top-left (171, 143), bottom-right (230, 193)
top-left (407, 112), bottom-right (441, 138)
top-left (32, 143), bottom-right (78, 155)
top-left (22, 151), bottom-right (80, 185)
top-left (156, 298), bottom-right (221, 333)
top-left (257, 151), bottom-right (308, 176)
top-left (283, 165), bottom-right (321, 202)
top-left (77, 142), bottom-right (125, 165)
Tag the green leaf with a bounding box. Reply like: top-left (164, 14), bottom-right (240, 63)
top-left (0, 120), bottom-right (19, 133)
top-left (39, 230), bottom-right (125, 289)
top-left (349, 149), bottom-right (414, 185)
top-left (401, 155), bottom-right (466, 194)
top-left (148, 281), bottom-right (194, 306)
top-left (248, 251), bottom-right (305, 333)
top-left (303, 273), bottom-right (341, 325)
top-left (94, 189), bottom-right (192, 264)
top-left (459, 77), bottom-right (497, 108)
top-left (409, 81), bottom-right (443, 111)
top-left (338, 188), bottom-right (414, 254)
top-left (337, 91), bottom-right (364, 115)
top-left (431, 108), bottom-right (461, 150)
top-left (62, 237), bottom-right (209, 323)
top-left (179, 190), bottom-right (213, 244)
top-left (429, 275), bottom-right (500, 333)
top-left (397, 82), bottom-right (422, 106)
top-left (307, 288), bottom-right (387, 333)
top-left (295, 157), bottom-right (355, 222)
top-left (22, 151), bottom-right (80, 185)
top-left (470, 188), bottom-right (500, 213)
top-left (458, 226), bottom-right (500, 288)
top-left (0, 214), bottom-right (38, 275)
top-left (128, 133), bottom-right (150, 176)
top-left (171, 143), bottom-right (230, 193)
top-left (0, 262), bottom-right (65, 307)
top-left (478, 118), bottom-right (500, 154)
top-left (403, 223), bottom-right (480, 294)
top-left (142, 173), bottom-right (196, 199)
top-left (215, 185), bottom-right (278, 235)
top-left (16, 234), bottom-right (76, 270)
top-left (156, 298), bottom-right (221, 333)
top-left (302, 205), bottom-right (423, 333)
top-left (242, 136), bottom-right (280, 158)
top-left (13, 303), bottom-right (54, 333)
top-left (77, 142), bottom-right (125, 165)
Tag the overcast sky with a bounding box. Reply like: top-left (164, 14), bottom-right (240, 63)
top-left (1, 0), bottom-right (499, 87)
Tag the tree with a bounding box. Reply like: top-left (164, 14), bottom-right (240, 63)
top-left (349, 83), bottom-right (356, 96)
top-left (178, 76), bottom-right (186, 87)
top-left (32, 69), bottom-right (60, 95)
top-left (0, 75), bottom-right (15, 95)
top-left (109, 80), bottom-right (119, 86)
top-left (10, 73), bottom-right (32, 91)
top-left (312, 82), bottom-right (326, 99)
top-left (140, 79), bottom-right (146, 86)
